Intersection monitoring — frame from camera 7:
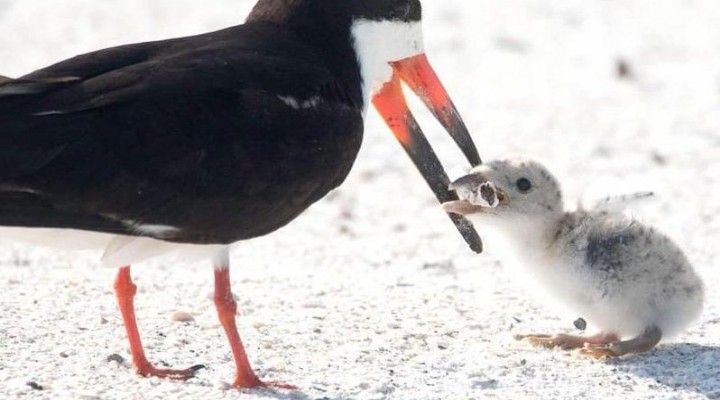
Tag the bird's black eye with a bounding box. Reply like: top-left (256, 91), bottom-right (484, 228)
top-left (516, 178), bottom-right (532, 193)
top-left (390, 2), bottom-right (412, 20)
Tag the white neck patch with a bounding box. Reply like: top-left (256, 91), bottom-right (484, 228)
top-left (350, 19), bottom-right (425, 112)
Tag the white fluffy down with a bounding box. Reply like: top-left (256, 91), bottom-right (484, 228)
top-left (460, 160), bottom-right (704, 340)
top-left (492, 214), bottom-right (705, 339)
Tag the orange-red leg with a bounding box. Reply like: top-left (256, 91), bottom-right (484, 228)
top-left (514, 332), bottom-right (619, 351)
top-left (213, 264), bottom-right (296, 390)
top-left (114, 265), bottom-right (201, 380)
top-left (580, 326), bottom-right (662, 359)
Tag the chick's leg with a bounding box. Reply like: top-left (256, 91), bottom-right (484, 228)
top-left (514, 332), bottom-right (619, 351)
top-left (580, 326), bottom-right (662, 359)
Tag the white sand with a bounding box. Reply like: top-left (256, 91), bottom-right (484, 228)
top-left (1, 1), bottom-right (719, 399)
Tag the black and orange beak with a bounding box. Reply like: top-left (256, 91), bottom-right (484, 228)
top-left (372, 53), bottom-right (483, 253)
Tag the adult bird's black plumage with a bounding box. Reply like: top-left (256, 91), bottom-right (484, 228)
top-left (0, 0), bottom-right (482, 389)
top-left (0, 24), bottom-right (365, 243)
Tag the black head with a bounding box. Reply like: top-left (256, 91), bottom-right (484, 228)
top-left (247, 0), bottom-right (422, 25)
top-left (248, 0), bottom-right (483, 253)
top-left (351, 0), bottom-right (422, 22)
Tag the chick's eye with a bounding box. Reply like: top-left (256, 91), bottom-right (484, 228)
top-left (516, 178), bottom-right (532, 193)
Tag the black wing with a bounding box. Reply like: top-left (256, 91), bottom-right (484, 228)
top-left (0, 24), bottom-right (364, 243)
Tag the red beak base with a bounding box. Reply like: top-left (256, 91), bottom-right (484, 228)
top-left (372, 54), bottom-right (483, 253)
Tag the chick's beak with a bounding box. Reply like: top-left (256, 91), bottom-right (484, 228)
top-left (372, 53), bottom-right (482, 253)
top-left (441, 200), bottom-right (485, 216)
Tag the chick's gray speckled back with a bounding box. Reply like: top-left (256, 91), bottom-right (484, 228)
top-left (551, 210), bottom-right (703, 337)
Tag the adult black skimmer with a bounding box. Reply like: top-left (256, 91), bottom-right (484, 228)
top-left (0, 0), bottom-right (481, 389)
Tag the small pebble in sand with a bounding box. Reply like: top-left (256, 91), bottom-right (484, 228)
top-left (106, 354), bottom-right (125, 364)
top-left (616, 59), bottom-right (633, 79)
top-left (26, 381), bottom-right (44, 391)
top-left (171, 311), bottom-right (195, 323)
top-left (574, 318), bottom-right (587, 331)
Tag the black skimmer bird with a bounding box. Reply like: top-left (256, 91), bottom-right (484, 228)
top-left (0, 0), bottom-right (481, 389)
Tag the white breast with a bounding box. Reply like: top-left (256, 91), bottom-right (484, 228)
top-left (0, 227), bottom-right (224, 267)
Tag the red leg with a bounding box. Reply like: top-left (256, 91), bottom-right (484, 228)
top-left (213, 265), bottom-right (296, 390)
top-left (114, 265), bottom-right (201, 380)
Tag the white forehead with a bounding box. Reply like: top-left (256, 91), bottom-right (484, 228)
top-left (474, 159), bottom-right (549, 176)
top-left (350, 19), bottom-right (425, 111)
top-left (470, 159), bottom-right (561, 195)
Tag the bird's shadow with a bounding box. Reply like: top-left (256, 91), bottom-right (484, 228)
top-left (606, 343), bottom-right (720, 398)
